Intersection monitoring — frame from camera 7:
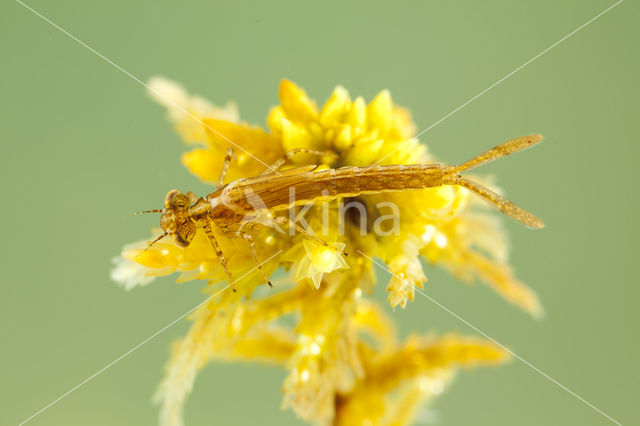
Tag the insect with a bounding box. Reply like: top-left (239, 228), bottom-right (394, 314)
top-left (137, 134), bottom-right (544, 287)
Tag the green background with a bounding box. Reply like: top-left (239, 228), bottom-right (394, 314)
top-left (2, 0), bottom-right (638, 425)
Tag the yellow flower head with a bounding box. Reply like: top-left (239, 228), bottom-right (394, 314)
top-left (268, 80), bottom-right (418, 165)
top-left (112, 78), bottom-right (541, 426)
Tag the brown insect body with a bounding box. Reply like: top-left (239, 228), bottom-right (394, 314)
top-left (148, 134), bottom-right (544, 286)
top-left (219, 164), bottom-right (453, 213)
top-left (208, 134), bottom-right (542, 227)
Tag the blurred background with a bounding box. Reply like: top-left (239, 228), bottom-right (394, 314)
top-left (2, 0), bottom-right (638, 424)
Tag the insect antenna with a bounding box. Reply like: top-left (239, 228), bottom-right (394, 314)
top-left (130, 209), bottom-right (165, 215)
top-left (141, 231), bottom-right (169, 253)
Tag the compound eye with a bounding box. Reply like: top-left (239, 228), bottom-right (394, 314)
top-left (172, 194), bottom-right (190, 208)
top-left (173, 233), bottom-right (190, 247)
top-left (173, 222), bottom-right (196, 247)
top-left (164, 189), bottom-right (180, 208)
top-left (164, 190), bottom-right (190, 209)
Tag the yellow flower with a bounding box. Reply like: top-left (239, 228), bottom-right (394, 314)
top-left (333, 334), bottom-right (508, 426)
top-left (148, 77), bottom-right (239, 144)
top-left (295, 240), bottom-right (348, 289)
top-left (268, 80), bottom-right (419, 166)
top-left (112, 78), bottom-right (541, 425)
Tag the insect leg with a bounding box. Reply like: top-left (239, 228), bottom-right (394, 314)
top-left (203, 224), bottom-right (235, 286)
top-left (260, 148), bottom-right (338, 175)
top-left (232, 231), bottom-right (273, 287)
top-left (218, 147), bottom-right (234, 186)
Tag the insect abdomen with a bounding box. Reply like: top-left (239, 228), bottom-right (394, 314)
top-left (313, 164), bottom-right (449, 197)
top-left (227, 164), bottom-right (451, 212)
